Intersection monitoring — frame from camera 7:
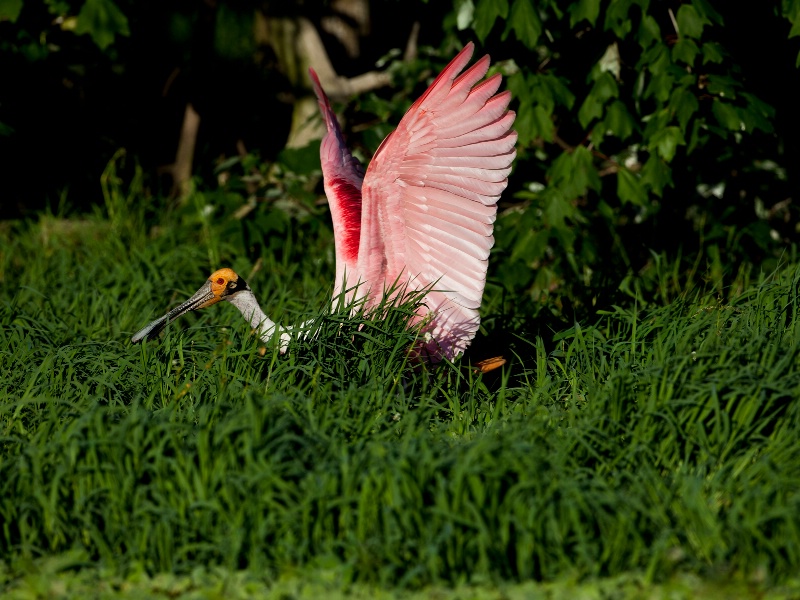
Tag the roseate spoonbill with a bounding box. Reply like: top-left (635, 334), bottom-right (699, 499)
top-left (132, 42), bottom-right (517, 360)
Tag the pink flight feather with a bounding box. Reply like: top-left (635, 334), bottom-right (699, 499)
top-left (310, 42), bottom-right (517, 360)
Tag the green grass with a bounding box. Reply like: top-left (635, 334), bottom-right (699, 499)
top-left (1, 176), bottom-right (800, 596)
top-left (4, 560), bottom-right (800, 600)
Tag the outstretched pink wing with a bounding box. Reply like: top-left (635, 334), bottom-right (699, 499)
top-left (358, 42), bottom-right (517, 359)
top-left (310, 68), bottom-right (365, 298)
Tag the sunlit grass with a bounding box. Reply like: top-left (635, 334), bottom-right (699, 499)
top-left (1, 174), bottom-right (800, 596)
top-left (4, 558), bottom-right (800, 600)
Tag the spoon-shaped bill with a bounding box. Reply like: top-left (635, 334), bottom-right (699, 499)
top-left (131, 280), bottom-right (217, 343)
top-left (130, 313), bottom-right (170, 344)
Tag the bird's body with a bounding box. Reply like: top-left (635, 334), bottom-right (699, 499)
top-left (132, 42), bottom-right (516, 360)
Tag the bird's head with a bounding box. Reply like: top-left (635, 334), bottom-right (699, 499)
top-left (131, 268), bottom-right (251, 343)
top-left (199, 268), bottom-right (251, 308)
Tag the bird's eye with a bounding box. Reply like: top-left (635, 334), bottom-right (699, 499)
top-left (216, 278), bottom-right (225, 285)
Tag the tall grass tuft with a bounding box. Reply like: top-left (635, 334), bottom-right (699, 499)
top-left (1, 180), bottom-right (800, 590)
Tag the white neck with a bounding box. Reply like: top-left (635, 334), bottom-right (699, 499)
top-left (228, 290), bottom-right (290, 352)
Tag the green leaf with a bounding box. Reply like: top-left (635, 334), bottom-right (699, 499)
top-left (617, 169), bottom-right (647, 206)
top-left (671, 38), bottom-right (699, 66)
top-left (278, 144), bottom-right (322, 176)
top-left (531, 105), bottom-right (555, 143)
top-left (511, 228), bottom-right (549, 263)
top-left (705, 74), bottom-right (738, 99)
top-left (578, 96), bottom-right (603, 129)
top-left (569, 0), bottom-right (600, 27)
top-left (670, 87), bottom-right (699, 131)
top-left (548, 148), bottom-right (601, 205)
top-left (507, 72), bottom-right (532, 104)
top-left (637, 15), bottom-right (661, 49)
top-left (45, 0), bottom-right (72, 16)
top-left (542, 188), bottom-right (577, 229)
top-left (676, 4), bottom-right (709, 38)
top-left (640, 42), bottom-right (670, 76)
top-left (743, 91), bottom-right (776, 119)
top-left (597, 199), bottom-right (615, 219)
top-left (641, 153), bottom-right (672, 196)
top-left (644, 70), bottom-right (674, 103)
top-left (552, 219), bottom-right (578, 255)
top-left (504, 0), bottom-right (541, 48)
top-left (0, 0), bottom-right (23, 22)
top-left (455, 0), bottom-right (475, 30)
top-left (604, 100), bottom-right (636, 140)
top-left (604, 0), bottom-right (634, 37)
top-left (692, 0), bottom-right (723, 25)
top-left (738, 107), bottom-right (774, 134)
top-left (711, 100), bottom-right (742, 131)
top-left (649, 126), bottom-right (685, 162)
top-left (701, 42), bottom-right (724, 64)
top-left (588, 124), bottom-right (604, 148)
top-left (74, 0), bottom-right (130, 50)
top-left (791, 15), bottom-right (800, 38)
top-left (535, 73), bottom-right (576, 110)
top-left (472, 0), bottom-right (508, 42)
top-left (686, 118), bottom-right (705, 154)
top-left (570, 146), bottom-right (601, 196)
top-left (549, 151), bottom-right (573, 186)
top-left (642, 109), bottom-right (671, 139)
top-left (786, 0), bottom-right (800, 22)
top-left (510, 72), bottom-right (573, 147)
top-left (513, 100), bottom-right (536, 147)
top-left (593, 71), bottom-right (620, 100)
top-left (523, 77), bottom-right (555, 112)
top-left (578, 72), bottom-right (619, 128)
top-left (506, 72), bottom-right (536, 146)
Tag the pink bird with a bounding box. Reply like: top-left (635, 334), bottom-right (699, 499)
top-left (131, 42), bottom-right (517, 360)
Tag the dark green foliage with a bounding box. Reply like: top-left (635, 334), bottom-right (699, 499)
top-left (438, 0), bottom-right (799, 312)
